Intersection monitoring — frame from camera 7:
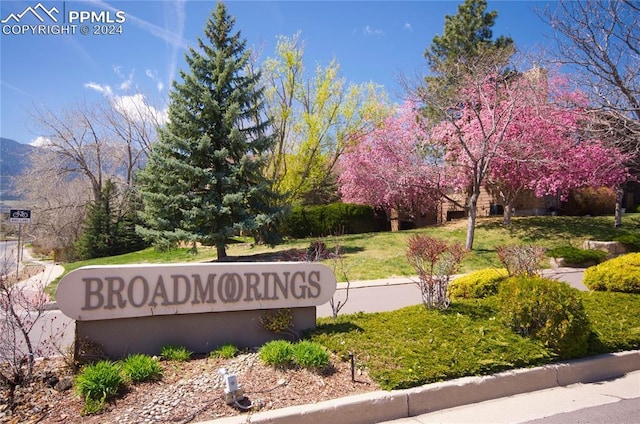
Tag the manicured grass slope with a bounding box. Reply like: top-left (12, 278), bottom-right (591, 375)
top-left (309, 292), bottom-right (640, 390)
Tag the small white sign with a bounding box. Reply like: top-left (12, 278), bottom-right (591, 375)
top-left (56, 262), bottom-right (337, 321)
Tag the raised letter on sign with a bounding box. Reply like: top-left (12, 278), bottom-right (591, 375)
top-left (81, 278), bottom-right (104, 310)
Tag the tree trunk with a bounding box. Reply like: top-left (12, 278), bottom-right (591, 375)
top-left (390, 208), bottom-right (399, 232)
top-left (216, 244), bottom-right (227, 260)
top-left (614, 185), bottom-right (624, 228)
top-left (503, 203), bottom-right (514, 226)
top-left (466, 192), bottom-right (479, 250)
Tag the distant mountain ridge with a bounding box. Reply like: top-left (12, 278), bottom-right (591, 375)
top-left (1, 138), bottom-right (35, 200)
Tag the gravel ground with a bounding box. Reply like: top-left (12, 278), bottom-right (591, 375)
top-left (1, 350), bottom-right (379, 424)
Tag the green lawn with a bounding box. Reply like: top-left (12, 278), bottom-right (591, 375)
top-left (46, 214), bottom-right (640, 391)
top-left (47, 214), bottom-right (640, 293)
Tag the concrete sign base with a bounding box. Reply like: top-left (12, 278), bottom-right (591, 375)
top-left (75, 306), bottom-right (317, 359)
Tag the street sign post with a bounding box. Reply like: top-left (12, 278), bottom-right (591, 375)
top-left (9, 209), bottom-right (31, 271)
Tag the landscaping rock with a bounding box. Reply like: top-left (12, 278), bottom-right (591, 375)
top-left (582, 241), bottom-right (627, 257)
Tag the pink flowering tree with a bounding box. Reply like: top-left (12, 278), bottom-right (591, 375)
top-left (338, 102), bottom-right (444, 229)
top-left (429, 66), bottom-right (536, 249)
top-left (430, 67), bottom-right (631, 248)
top-left (487, 75), bottom-right (631, 225)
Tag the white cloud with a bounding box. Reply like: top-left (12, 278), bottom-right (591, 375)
top-left (146, 69), bottom-right (164, 93)
top-left (84, 82), bottom-right (113, 96)
top-left (30, 136), bottom-right (52, 147)
top-left (113, 93), bottom-right (168, 125)
top-left (114, 66), bottom-right (135, 91)
top-left (363, 25), bottom-right (384, 36)
top-left (404, 23), bottom-right (413, 31)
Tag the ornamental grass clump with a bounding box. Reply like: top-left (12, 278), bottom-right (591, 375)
top-left (75, 360), bottom-right (125, 415)
top-left (259, 340), bottom-right (294, 368)
top-left (120, 354), bottom-right (163, 383)
top-left (291, 341), bottom-right (330, 371)
top-left (498, 276), bottom-right (590, 359)
top-left (210, 343), bottom-right (239, 359)
top-left (160, 344), bottom-right (192, 362)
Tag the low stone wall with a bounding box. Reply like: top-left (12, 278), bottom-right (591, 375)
top-left (582, 241), bottom-right (627, 257)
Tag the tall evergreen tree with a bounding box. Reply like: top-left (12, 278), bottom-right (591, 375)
top-left (423, 0), bottom-right (515, 120)
top-left (136, 2), bottom-right (280, 259)
top-left (75, 180), bottom-right (148, 260)
top-left (425, 0), bottom-right (513, 72)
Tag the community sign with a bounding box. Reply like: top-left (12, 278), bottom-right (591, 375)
top-left (56, 262), bottom-right (337, 321)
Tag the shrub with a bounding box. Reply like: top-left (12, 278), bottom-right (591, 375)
top-left (120, 354), bottom-right (162, 383)
top-left (281, 203), bottom-right (377, 238)
top-left (583, 253), bottom-right (640, 293)
top-left (448, 268), bottom-right (507, 299)
top-left (160, 344), bottom-right (192, 361)
top-left (292, 341), bottom-right (330, 371)
top-left (546, 246), bottom-right (607, 266)
top-left (259, 340), bottom-right (294, 368)
top-left (210, 343), bottom-right (239, 359)
top-left (75, 360), bottom-right (124, 414)
top-left (496, 244), bottom-right (546, 277)
top-left (406, 234), bottom-right (466, 310)
top-left (498, 276), bottom-right (590, 359)
top-left (259, 308), bottom-right (298, 340)
top-left (613, 234), bottom-right (640, 252)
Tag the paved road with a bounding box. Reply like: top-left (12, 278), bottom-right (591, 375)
top-left (0, 240), bottom-right (19, 275)
top-left (318, 267), bottom-right (588, 318)
top-left (381, 371), bottom-right (640, 424)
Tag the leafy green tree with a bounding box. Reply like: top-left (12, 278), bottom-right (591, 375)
top-left (136, 2), bottom-right (280, 259)
top-left (261, 32), bottom-right (392, 206)
top-left (425, 0), bottom-right (513, 71)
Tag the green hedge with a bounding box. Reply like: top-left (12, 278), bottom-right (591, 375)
top-left (613, 234), bottom-right (640, 252)
top-left (546, 246), bottom-right (607, 266)
top-left (280, 203), bottom-right (377, 238)
top-left (583, 253), bottom-right (640, 293)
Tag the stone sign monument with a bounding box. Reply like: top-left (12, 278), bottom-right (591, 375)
top-left (56, 262), bottom-right (337, 358)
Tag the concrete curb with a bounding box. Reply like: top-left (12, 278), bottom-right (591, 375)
top-left (200, 350), bottom-right (640, 424)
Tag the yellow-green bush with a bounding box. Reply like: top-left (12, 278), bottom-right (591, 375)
top-left (498, 276), bottom-right (590, 359)
top-left (583, 253), bottom-right (640, 293)
top-left (448, 268), bottom-right (508, 299)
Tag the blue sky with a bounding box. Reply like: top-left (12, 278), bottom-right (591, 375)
top-left (0, 0), bottom-right (553, 145)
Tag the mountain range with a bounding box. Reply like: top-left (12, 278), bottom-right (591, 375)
top-left (0, 138), bottom-right (35, 200)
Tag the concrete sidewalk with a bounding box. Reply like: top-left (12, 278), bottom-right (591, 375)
top-left (13, 251), bottom-right (65, 307)
top-left (380, 369), bottom-right (640, 424)
top-left (200, 351), bottom-right (640, 424)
